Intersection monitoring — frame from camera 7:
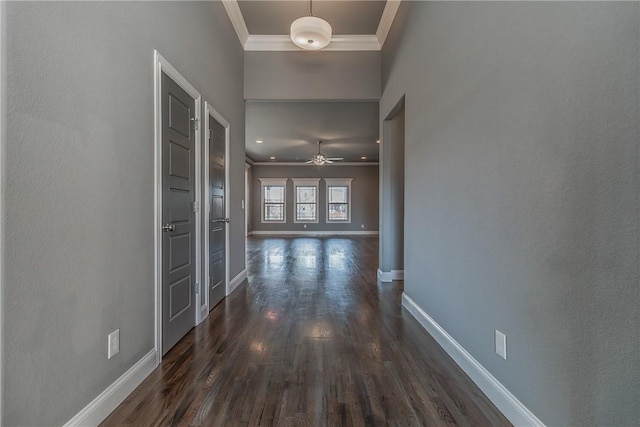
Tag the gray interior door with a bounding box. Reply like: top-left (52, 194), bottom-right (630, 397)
top-left (209, 115), bottom-right (226, 311)
top-left (162, 71), bottom-right (196, 355)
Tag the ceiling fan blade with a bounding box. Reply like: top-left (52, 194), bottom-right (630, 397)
top-left (304, 160), bottom-right (314, 164)
top-left (326, 158), bottom-right (343, 161)
top-left (325, 160), bottom-right (334, 164)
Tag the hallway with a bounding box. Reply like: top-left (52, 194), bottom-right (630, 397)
top-left (102, 237), bottom-right (510, 426)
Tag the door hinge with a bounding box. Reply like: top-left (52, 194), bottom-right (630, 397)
top-left (194, 283), bottom-right (199, 294)
top-left (191, 117), bottom-right (199, 131)
top-left (192, 202), bottom-right (199, 213)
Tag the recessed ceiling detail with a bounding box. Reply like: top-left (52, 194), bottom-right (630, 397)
top-left (245, 101), bottom-right (380, 162)
top-left (223, 0), bottom-right (401, 51)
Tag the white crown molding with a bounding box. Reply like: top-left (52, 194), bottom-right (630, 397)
top-left (376, 0), bottom-right (401, 48)
top-left (251, 230), bottom-right (379, 236)
top-left (222, 0), bottom-right (249, 47)
top-left (244, 35), bottom-right (293, 51)
top-left (223, 0), bottom-right (398, 51)
top-left (244, 34), bottom-right (380, 52)
top-left (328, 35), bottom-right (381, 51)
top-left (252, 162), bottom-right (379, 166)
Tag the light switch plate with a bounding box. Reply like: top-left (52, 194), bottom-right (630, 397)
top-left (495, 330), bottom-right (507, 360)
top-left (108, 329), bottom-right (120, 359)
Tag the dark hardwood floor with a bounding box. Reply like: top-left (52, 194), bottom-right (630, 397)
top-left (102, 236), bottom-right (510, 426)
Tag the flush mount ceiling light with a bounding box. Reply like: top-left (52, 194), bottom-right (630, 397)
top-left (290, 0), bottom-right (332, 50)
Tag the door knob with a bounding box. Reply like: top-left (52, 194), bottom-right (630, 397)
top-left (225, 218), bottom-right (231, 223)
top-left (162, 223), bottom-right (176, 232)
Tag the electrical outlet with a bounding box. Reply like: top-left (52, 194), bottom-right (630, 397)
top-left (108, 329), bottom-right (120, 359)
top-left (495, 330), bottom-right (506, 360)
top-left (303, 224), bottom-right (307, 229)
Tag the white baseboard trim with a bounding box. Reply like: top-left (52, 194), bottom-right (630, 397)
top-left (198, 304), bottom-right (208, 324)
top-left (63, 349), bottom-right (157, 427)
top-left (377, 268), bottom-right (404, 282)
top-left (401, 293), bottom-right (545, 427)
top-left (251, 230), bottom-right (379, 236)
top-left (227, 268), bottom-right (247, 295)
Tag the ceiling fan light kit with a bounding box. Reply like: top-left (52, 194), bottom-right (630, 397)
top-left (290, 0), bottom-right (332, 50)
top-left (311, 153), bottom-right (330, 166)
top-left (305, 141), bottom-right (343, 165)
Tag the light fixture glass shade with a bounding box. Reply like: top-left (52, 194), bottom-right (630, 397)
top-left (290, 16), bottom-right (332, 50)
top-left (312, 154), bottom-right (326, 165)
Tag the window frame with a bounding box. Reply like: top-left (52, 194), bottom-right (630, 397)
top-left (259, 178), bottom-right (288, 223)
top-left (293, 178), bottom-right (320, 223)
top-left (325, 178), bottom-right (353, 223)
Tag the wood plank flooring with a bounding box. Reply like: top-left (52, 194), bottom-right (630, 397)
top-left (102, 236), bottom-right (510, 426)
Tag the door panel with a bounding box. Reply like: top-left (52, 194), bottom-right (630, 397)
top-left (209, 115), bottom-right (226, 311)
top-left (169, 276), bottom-right (192, 318)
top-left (169, 234), bottom-right (190, 271)
top-left (211, 197), bottom-right (223, 219)
top-left (169, 96), bottom-right (191, 137)
top-left (169, 142), bottom-right (190, 179)
top-left (162, 71), bottom-right (196, 355)
top-left (169, 189), bottom-right (190, 222)
top-left (211, 228), bottom-right (224, 254)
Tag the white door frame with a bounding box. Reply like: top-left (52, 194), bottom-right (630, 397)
top-left (202, 102), bottom-right (230, 320)
top-left (153, 51), bottom-right (202, 365)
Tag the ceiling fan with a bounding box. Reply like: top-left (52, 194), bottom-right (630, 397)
top-left (305, 141), bottom-right (343, 165)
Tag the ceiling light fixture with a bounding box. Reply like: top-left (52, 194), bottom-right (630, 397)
top-left (269, 156), bottom-right (276, 160)
top-left (305, 141), bottom-right (343, 165)
top-left (256, 140), bottom-right (263, 144)
top-left (290, 0), bottom-right (332, 51)
top-left (312, 154), bottom-right (327, 166)
top-left (361, 156), bottom-right (367, 160)
top-left (376, 140), bottom-right (380, 144)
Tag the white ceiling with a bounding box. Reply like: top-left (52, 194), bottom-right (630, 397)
top-left (223, 0), bottom-right (401, 51)
top-left (246, 101), bottom-right (379, 163)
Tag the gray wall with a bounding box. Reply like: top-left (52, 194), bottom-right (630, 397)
top-left (382, 2), bottom-right (639, 425)
top-left (252, 165), bottom-right (378, 233)
top-left (245, 51), bottom-right (380, 100)
top-left (0, 1), bottom-right (6, 422)
top-left (3, 2), bottom-right (245, 425)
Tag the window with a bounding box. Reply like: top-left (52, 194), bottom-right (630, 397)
top-left (259, 178), bottom-right (287, 223)
top-left (325, 178), bottom-right (353, 223)
top-left (293, 178), bottom-right (320, 223)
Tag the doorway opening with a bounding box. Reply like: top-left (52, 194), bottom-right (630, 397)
top-left (378, 96), bottom-right (405, 282)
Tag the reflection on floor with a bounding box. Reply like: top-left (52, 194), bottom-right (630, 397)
top-left (102, 236), bottom-right (510, 426)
